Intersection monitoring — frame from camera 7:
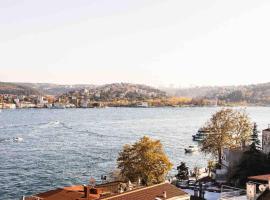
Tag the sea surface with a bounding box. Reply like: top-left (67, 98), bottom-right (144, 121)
top-left (1, 107), bottom-right (270, 200)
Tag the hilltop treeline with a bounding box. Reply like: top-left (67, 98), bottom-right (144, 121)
top-left (0, 82), bottom-right (41, 96)
top-left (164, 82), bottom-right (270, 105)
top-left (2, 81), bottom-right (270, 106)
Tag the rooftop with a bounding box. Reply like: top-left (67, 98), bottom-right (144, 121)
top-left (263, 124), bottom-right (270, 132)
top-left (248, 174), bottom-right (270, 182)
top-left (24, 182), bottom-right (189, 200)
top-left (100, 183), bottom-right (188, 200)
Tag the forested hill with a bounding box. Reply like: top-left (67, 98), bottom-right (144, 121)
top-left (20, 83), bottom-right (95, 95)
top-left (164, 82), bottom-right (270, 105)
top-left (0, 82), bottom-right (166, 100)
top-left (2, 81), bottom-right (270, 105)
top-left (0, 82), bottom-right (41, 95)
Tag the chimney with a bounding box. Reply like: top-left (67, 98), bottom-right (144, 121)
top-left (83, 185), bottom-right (90, 199)
top-left (137, 177), bottom-right (141, 186)
top-left (246, 182), bottom-right (256, 200)
top-left (163, 191), bottom-right (167, 199)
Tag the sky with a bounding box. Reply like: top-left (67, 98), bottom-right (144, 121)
top-left (0, 0), bottom-right (270, 87)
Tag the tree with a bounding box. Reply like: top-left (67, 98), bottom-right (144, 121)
top-left (176, 162), bottom-right (189, 180)
top-left (207, 160), bottom-right (215, 176)
top-left (230, 146), bottom-right (270, 187)
top-left (201, 108), bottom-right (252, 164)
top-left (250, 122), bottom-right (260, 148)
top-left (193, 166), bottom-right (200, 181)
top-left (117, 136), bottom-right (173, 186)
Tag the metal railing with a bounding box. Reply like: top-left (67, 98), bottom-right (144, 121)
top-left (220, 185), bottom-right (246, 200)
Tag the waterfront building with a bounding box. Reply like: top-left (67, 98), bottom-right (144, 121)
top-left (14, 98), bottom-right (20, 107)
top-left (2, 103), bottom-right (16, 109)
top-left (19, 102), bottom-right (36, 108)
top-left (80, 99), bottom-right (89, 108)
top-left (23, 182), bottom-right (190, 200)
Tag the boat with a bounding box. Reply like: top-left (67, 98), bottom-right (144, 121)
top-left (136, 102), bottom-right (149, 108)
top-left (192, 128), bottom-right (210, 142)
top-left (52, 103), bottom-right (66, 109)
top-left (13, 137), bottom-right (23, 142)
top-left (184, 145), bottom-right (199, 153)
top-left (192, 134), bottom-right (205, 142)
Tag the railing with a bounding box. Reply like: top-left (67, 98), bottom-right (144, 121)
top-left (21, 195), bottom-right (44, 200)
top-left (220, 185), bottom-right (246, 200)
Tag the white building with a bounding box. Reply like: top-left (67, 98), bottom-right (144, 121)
top-left (80, 99), bottom-right (89, 108)
top-left (20, 102), bottom-right (36, 108)
top-left (3, 103), bottom-right (16, 109)
top-left (137, 102), bottom-right (149, 108)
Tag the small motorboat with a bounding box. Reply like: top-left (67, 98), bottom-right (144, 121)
top-left (13, 137), bottom-right (23, 142)
top-left (185, 145), bottom-right (199, 153)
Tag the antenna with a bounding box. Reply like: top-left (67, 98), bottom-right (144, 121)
top-left (89, 177), bottom-right (96, 187)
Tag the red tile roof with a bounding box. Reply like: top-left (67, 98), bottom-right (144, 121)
top-left (249, 174), bottom-right (270, 182)
top-left (26, 185), bottom-right (99, 200)
top-left (100, 183), bottom-right (189, 200)
top-left (25, 182), bottom-right (189, 200)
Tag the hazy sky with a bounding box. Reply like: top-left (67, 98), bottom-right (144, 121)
top-left (0, 0), bottom-right (270, 87)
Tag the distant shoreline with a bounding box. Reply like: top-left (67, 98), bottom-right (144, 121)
top-left (1, 105), bottom-right (270, 110)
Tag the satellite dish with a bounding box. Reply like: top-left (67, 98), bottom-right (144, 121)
top-left (259, 184), bottom-right (266, 192)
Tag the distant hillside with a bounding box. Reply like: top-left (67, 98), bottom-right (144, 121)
top-left (20, 83), bottom-right (95, 95)
top-left (0, 82), bottom-right (41, 95)
top-left (163, 82), bottom-right (270, 105)
top-left (63, 83), bottom-right (167, 101)
top-left (0, 82), bottom-right (164, 98)
top-left (3, 81), bottom-right (270, 105)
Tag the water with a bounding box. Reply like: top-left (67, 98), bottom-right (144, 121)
top-left (1, 107), bottom-right (270, 200)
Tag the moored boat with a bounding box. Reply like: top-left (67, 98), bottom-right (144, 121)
top-left (192, 128), bottom-right (210, 142)
top-left (13, 137), bottom-right (23, 142)
top-left (184, 145), bottom-right (199, 153)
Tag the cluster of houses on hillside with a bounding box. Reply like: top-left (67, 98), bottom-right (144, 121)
top-left (0, 93), bottom-right (150, 109)
top-left (0, 94), bottom-right (54, 109)
top-left (0, 83), bottom-right (159, 109)
top-left (57, 83), bottom-right (164, 108)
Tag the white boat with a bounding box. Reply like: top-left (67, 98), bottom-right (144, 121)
top-left (136, 102), bottom-right (149, 108)
top-left (52, 103), bottom-right (66, 109)
top-left (184, 145), bottom-right (199, 153)
top-left (13, 137), bottom-right (23, 142)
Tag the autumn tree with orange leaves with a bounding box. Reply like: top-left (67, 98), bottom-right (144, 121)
top-left (117, 136), bottom-right (172, 186)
